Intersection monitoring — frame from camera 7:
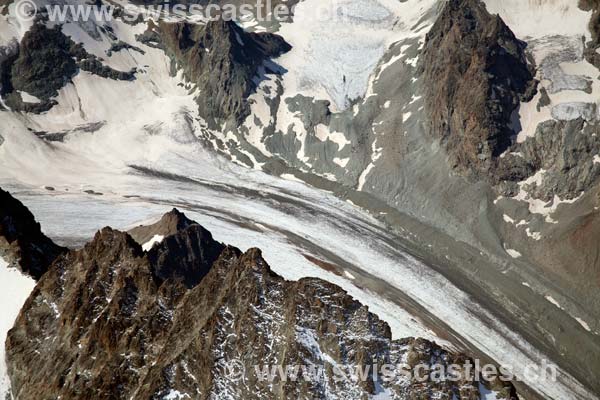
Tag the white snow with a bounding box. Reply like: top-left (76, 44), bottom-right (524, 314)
top-left (0, 257), bottom-right (36, 399)
top-left (372, 381), bottom-right (393, 399)
top-left (495, 1), bottom-right (600, 149)
top-left (575, 318), bottom-right (592, 332)
top-left (514, 90), bottom-right (552, 143)
top-left (551, 102), bottom-right (597, 122)
top-left (478, 381), bottom-right (499, 400)
top-left (280, 174), bottom-right (305, 184)
top-left (0, 2), bottom-right (34, 46)
top-left (357, 163), bottom-right (375, 191)
top-left (163, 389), bottom-right (190, 399)
top-left (333, 157), bottom-right (349, 168)
top-left (276, 0), bottom-right (437, 110)
top-left (545, 295), bottom-right (564, 310)
top-left (505, 248), bottom-right (522, 259)
top-left (17, 91), bottom-right (41, 104)
top-left (343, 270), bottom-right (355, 280)
top-left (142, 234), bottom-right (165, 251)
top-left (502, 214), bottom-right (515, 224)
top-left (512, 169), bottom-right (583, 224)
top-left (525, 228), bottom-right (542, 241)
top-left (483, 0), bottom-right (592, 41)
top-left (313, 124), bottom-right (351, 151)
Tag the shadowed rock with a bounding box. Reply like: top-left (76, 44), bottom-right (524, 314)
top-left (6, 209), bottom-right (515, 399)
top-left (0, 23), bottom-right (135, 113)
top-left (150, 19), bottom-right (290, 125)
top-left (128, 208), bottom-right (196, 245)
top-left (0, 187), bottom-right (66, 279)
top-left (421, 0), bottom-right (536, 179)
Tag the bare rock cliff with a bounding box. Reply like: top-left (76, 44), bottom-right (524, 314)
top-left (421, 0), bottom-right (537, 179)
top-left (6, 209), bottom-right (515, 399)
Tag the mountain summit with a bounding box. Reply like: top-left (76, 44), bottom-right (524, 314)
top-left (6, 208), bottom-right (513, 400)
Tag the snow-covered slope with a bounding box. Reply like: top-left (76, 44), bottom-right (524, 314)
top-left (483, 0), bottom-right (592, 40)
top-left (276, 0), bottom-right (436, 110)
top-left (0, 257), bottom-right (35, 399)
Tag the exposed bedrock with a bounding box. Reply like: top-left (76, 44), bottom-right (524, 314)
top-left (0, 187), bottom-right (66, 279)
top-left (0, 23), bottom-right (135, 113)
top-left (149, 19), bottom-right (290, 126)
top-left (6, 209), bottom-right (514, 400)
top-left (420, 0), bottom-right (537, 179)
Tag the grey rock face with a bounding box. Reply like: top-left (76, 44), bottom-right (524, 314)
top-left (538, 36), bottom-right (592, 94)
top-left (499, 119), bottom-right (600, 202)
top-left (551, 102), bottom-right (597, 122)
top-left (6, 210), bottom-right (514, 400)
top-left (153, 19), bottom-right (290, 126)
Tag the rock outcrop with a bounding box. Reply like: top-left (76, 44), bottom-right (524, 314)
top-left (580, 0), bottom-right (600, 68)
top-left (0, 187), bottom-right (66, 279)
top-left (142, 19), bottom-right (290, 125)
top-left (128, 208), bottom-right (196, 245)
top-left (421, 0), bottom-right (536, 178)
top-left (6, 210), bottom-right (514, 399)
top-left (497, 118), bottom-right (600, 200)
top-left (0, 23), bottom-right (135, 113)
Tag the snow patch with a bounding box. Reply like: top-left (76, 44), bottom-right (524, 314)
top-left (313, 124), bottom-right (351, 151)
top-left (280, 173), bottom-right (305, 184)
top-left (483, 0), bottom-right (593, 40)
top-left (545, 295), bottom-right (564, 310)
top-left (17, 91), bottom-right (41, 104)
top-left (505, 248), bottom-right (522, 259)
top-left (357, 163), bottom-right (375, 191)
top-left (0, 257), bottom-right (36, 399)
top-left (343, 270), bottom-right (356, 280)
top-left (333, 157), bottom-right (350, 168)
top-left (575, 317), bottom-right (591, 332)
top-left (163, 389), bottom-right (190, 399)
top-left (142, 234), bottom-right (165, 251)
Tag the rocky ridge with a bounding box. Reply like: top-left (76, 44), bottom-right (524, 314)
top-left (138, 19), bottom-right (290, 126)
top-left (420, 0), bottom-right (537, 179)
top-left (6, 208), bottom-right (514, 399)
top-left (0, 187), bottom-right (66, 279)
top-left (0, 23), bottom-right (135, 113)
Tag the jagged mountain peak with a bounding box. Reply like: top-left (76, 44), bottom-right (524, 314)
top-left (127, 208), bottom-right (196, 247)
top-left (0, 187), bottom-right (66, 279)
top-left (163, 207), bottom-right (195, 227)
top-left (421, 0), bottom-right (537, 178)
top-left (127, 209), bottom-right (226, 288)
top-left (146, 222), bottom-right (225, 288)
top-left (85, 227), bottom-right (145, 260)
top-left (154, 18), bottom-right (290, 124)
top-left (6, 208), bottom-right (513, 399)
